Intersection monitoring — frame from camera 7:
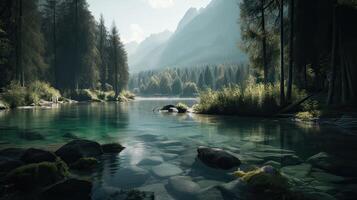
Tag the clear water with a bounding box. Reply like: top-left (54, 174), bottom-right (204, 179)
top-left (1, 98), bottom-right (357, 199)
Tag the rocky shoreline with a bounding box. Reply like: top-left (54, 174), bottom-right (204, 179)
top-left (1, 137), bottom-right (356, 200)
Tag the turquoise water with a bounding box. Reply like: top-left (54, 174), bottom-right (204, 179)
top-left (1, 98), bottom-right (357, 199)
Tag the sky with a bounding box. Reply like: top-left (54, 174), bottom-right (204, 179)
top-left (87, 0), bottom-right (211, 44)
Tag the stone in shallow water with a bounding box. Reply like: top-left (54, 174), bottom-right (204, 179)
top-left (92, 186), bottom-right (154, 200)
top-left (40, 178), bottom-right (92, 200)
top-left (163, 146), bottom-right (186, 154)
top-left (281, 163), bottom-right (312, 179)
top-left (21, 148), bottom-right (57, 164)
top-left (264, 160), bottom-right (282, 169)
top-left (167, 176), bottom-right (200, 198)
top-left (137, 183), bottom-right (174, 200)
top-left (137, 156), bottom-right (163, 166)
top-left (152, 163), bottom-right (183, 177)
top-left (196, 179), bottom-right (224, 189)
top-left (161, 153), bottom-right (179, 161)
top-left (196, 186), bottom-right (224, 200)
top-left (311, 171), bottom-right (345, 183)
top-left (197, 146), bottom-right (241, 170)
top-left (115, 166), bottom-right (150, 187)
top-left (156, 140), bottom-right (183, 147)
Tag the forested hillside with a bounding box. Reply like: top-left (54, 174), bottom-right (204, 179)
top-left (0, 0), bottom-right (128, 95)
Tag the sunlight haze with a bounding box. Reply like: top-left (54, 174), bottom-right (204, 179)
top-left (87, 0), bottom-right (211, 43)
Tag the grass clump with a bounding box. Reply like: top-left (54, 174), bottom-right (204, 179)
top-left (176, 102), bottom-right (189, 113)
top-left (121, 90), bottom-right (135, 100)
top-left (69, 89), bottom-right (98, 102)
top-left (195, 78), bottom-right (306, 116)
top-left (1, 81), bottom-right (61, 108)
top-left (295, 99), bottom-right (321, 121)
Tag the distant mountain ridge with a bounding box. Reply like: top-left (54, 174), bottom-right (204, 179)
top-left (126, 0), bottom-right (246, 72)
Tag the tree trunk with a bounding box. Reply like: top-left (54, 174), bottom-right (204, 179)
top-left (74, 0), bottom-right (79, 90)
top-left (327, 3), bottom-right (337, 105)
top-left (261, 0), bottom-right (268, 83)
top-left (287, 0), bottom-right (294, 102)
top-left (53, 1), bottom-right (57, 88)
top-left (280, 0), bottom-right (285, 106)
top-left (18, 0), bottom-right (23, 86)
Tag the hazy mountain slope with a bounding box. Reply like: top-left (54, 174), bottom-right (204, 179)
top-left (128, 30), bottom-right (172, 72)
top-left (128, 0), bottom-right (246, 72)
top-left (157, 0), bottom-right (245, 68)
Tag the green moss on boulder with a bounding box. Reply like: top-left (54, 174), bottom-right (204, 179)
top-left (6, 160), bottom-right (68, 191)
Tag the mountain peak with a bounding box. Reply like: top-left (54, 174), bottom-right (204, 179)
top-left (176, 7), bottom-right (199, 32)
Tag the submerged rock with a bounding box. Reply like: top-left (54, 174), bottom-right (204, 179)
top-left (281, 164), bottom-right (312, 179)
top-left (6, 160), bottom-right (68, 191)
top-left (307, 152), bottom-right (335, 172)
top-left (101, 143), bottom-right (125, 154)
top-left (21, 148), bottom-right (57, 164)
top-left (41, 178), bottom-right (92, 200)
top-left (137, 156), bottom-right (163, 166)
top-left (0, 148), bottom-right (26, 160)
top-left (93, 186), bottom-right (154, 200)
top-left (234, 165), bottom-right (289, 191)
top-left (17, 130), bottom-right (45, 141)
top-left (167, 176), bottom-right (200, 198)
top-left (197, 146), bottom-right (241, 170)
top-left (70, 157), bottom-right (98, 170)
top-left (0, 157), bottom-right (24, 175)
top-left (138, 183), bottom-right (173, 200)
top-left (55, 139), bottom-right (103, 164)
top-left (63, 132), bottom-right (80, 140)
top-left (116, 166), bottom-right (150, 187)
top-left (152, 163), bottom-right (183, 177)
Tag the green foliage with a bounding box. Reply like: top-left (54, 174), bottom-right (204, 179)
top-left (182, 82), bottom-right (199, 97)
top-left (176, 102), bottom-right (189, 113)
top-left (1, 82), bottom-right (28, 108)
top-left (1, 81), bottom-right (60, 108)
top-left (195, 78), bottom-right (306, 115)
top-left (120, 90), bottom-right (135, 100)
top-left (171, 77), bottom-right (183, 95)
top-left (69, 89), bottom-right (97, 102)
top-left (28, 81), bottom-right (61, 101)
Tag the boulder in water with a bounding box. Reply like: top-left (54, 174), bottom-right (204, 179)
top-left (40, 178), bottom-right (92, 200)
top-left (70, 157), bottom-right (98, 170)
top-left (197, 146), bottom-right (241, 170)
top-left (101, 143), bottom-right (125, 154)
top-left (6, 160), bottom-right (68, 191)
top-left (55, 140), bottom-right (103, 164)
top-left (21, 148), bottom-right (57, 164)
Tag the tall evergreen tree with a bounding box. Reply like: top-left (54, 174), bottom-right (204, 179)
top-left (98, 14), bottom-right (108, 91)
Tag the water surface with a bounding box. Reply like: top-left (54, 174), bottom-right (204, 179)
top-left (1, 98), bottom-right (356, 199)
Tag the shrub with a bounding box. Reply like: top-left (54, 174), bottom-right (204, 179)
top-left (176, 102), bottom-right (189, 113)
top-left (195, 81), bottom-right (306, 116)
top-left (70, 89), bottom-right (97, 101)
top-left (28, 81), bottom-right (61, 102)
top-left (1, 81), bottom-right (27, 108)
top-left (120, 90), bottom-right (135, 100)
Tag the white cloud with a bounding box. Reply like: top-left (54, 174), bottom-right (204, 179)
top-left (147, 0), bottom-right (175, 9)
top-left (125, 24), bottom-right (145, 44)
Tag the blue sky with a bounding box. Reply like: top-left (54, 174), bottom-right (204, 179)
top-left (87, 0), bottom-right (211, 44)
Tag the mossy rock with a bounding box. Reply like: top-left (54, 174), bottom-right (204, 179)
top-left (101, 143), bottom-right (125, 154)
top-left (55, 139), bottom-right (103, 164)
top-left (40, 178), bottom-right (92, 200)
top-left (6, 160), bottom-right (69, 191)
top-left (21, 148), bottom-right (57, 164)
top-left (234, 166), bottom-right (289, 192)
top-left (70, 157), bottom-right (98, 170)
